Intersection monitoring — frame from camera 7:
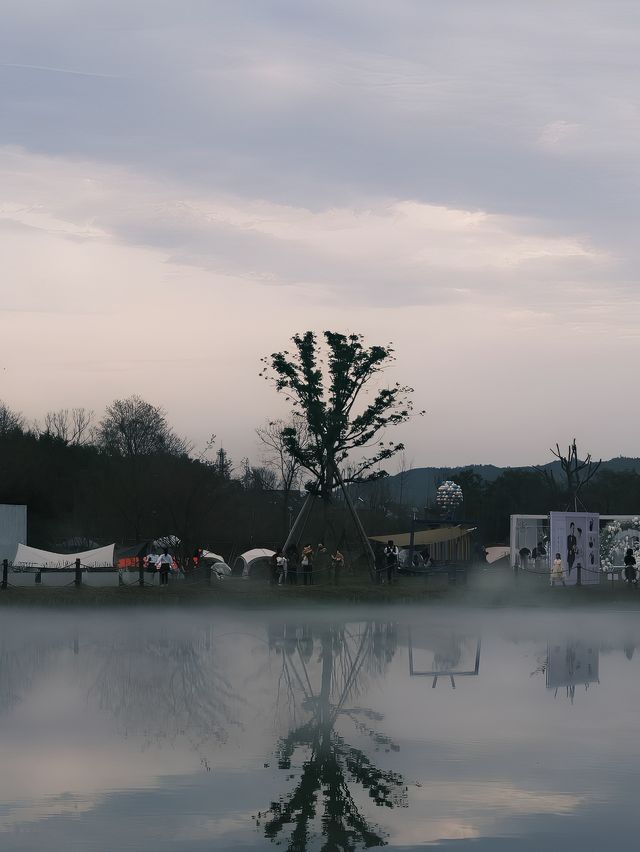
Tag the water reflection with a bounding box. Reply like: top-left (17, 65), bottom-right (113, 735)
top-left (2, 609), bottom-right (640, 850)
top-left (260, 622), bottom-right (406, 850)
top-left (84, 626), bottom-right (238, 760)
top-left (408, 629), bottom-right (481, 688)
top-left (545, 640), bottom-right (599, 703)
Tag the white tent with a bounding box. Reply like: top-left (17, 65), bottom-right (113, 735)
top-left (212, 562), bottom-right (232, 579)
top-left (13, 543), bottom-right (115, 569)
top-left (201, 550), bottom-right (224, 563)
top-left (234, 548), bottom-right (275, 579)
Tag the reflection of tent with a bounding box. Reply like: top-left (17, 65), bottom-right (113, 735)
top-left (370, 526), bottom-right (476, 561)
top-left (13, 543), bottom-right (115, 569)
top-left (233, 548), bottom-right (275, 579)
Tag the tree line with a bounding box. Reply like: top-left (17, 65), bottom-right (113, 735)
top-left (3, 332), bottom-right (635, 562)
top-left (0, 393), bottom-right (410, 562)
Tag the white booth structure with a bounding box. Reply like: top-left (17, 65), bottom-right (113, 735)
top-left (511, 513), bottom-right (640, 581)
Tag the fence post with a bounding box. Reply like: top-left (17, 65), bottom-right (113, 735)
top-left (1, 559), bottom-right (7, 590)
top-left (138, 555), bottom-right (145, 587)
top-left (75, 558), bottom-right (82, 587)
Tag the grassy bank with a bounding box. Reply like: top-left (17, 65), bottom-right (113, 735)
top-left (1, 569), bottom-right (639, 609)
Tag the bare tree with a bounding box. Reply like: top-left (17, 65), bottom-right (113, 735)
top-left (97, 395), bottom-right (190, 457)
top-left (0, 401), bottom-right (26, 436)
top-left (533, 439), bottom-right (602, 510)
top-left (257, 418), bottom-right (307, 493)
top-left (42, 407), bottom-right (95, 445)
top-left (257, 418), bottom-right (308, 533)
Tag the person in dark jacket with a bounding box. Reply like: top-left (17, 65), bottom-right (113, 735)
top-left (384, 540), bottom-right (399, 584)
top-left (286, 545), bottom-right (299, 585)
top-left (624, 548), bottom-right (637, 586)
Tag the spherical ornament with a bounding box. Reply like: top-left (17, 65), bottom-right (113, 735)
top-left (436, 480), bottom-right (463, 515)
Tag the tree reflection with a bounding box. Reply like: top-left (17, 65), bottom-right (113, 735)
top-left (259, 622), bottom-right (406, 851)
top-left (86, 624), bottom-right (238, 754)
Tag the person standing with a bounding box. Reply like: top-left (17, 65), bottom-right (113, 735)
top-left (551, 553), bottom-right (565, 587)
top-left (277, 553), bottom-right (288, 585)
top-left (384, 540), bottom-right (399, 585)
top-left (624, 548), bottom-right (637, 586)
top-left (567, 523), bottom-right (577, 576)
top-left (158, 549), bottom-right (172, 586)
top-left (518, 546), bottom-right (531, 572)
top-left (270, 550), bottom-right (280, 585)
top-left (331, 549), bottom-right (344, 586)
top-left (315, 543), bottom-right (327, 582)
top-left (302, 544), bottom-right (314, 585)
top-left (286, 545), bottom-right (299, 585)
top-left (146, 552), bottom-right (158, 576)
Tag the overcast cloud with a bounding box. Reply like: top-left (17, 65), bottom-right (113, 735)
top-left (2, 1), bottom-right (640, 465)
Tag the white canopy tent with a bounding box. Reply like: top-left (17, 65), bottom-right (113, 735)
top-left (13, 543), bottom-right (116, 569)
top-left (201, 550), bottom-right (224, 563)
top-left (234, 548), bottom-right (275, 579)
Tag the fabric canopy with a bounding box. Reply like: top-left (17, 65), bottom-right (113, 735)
top-left (201, 550), bottom-right (224, 563)
top-left (234, 548), bottom-right (275, 579)
top-left (13, 543), bottom-right (116, 569)
top-left (369, 526), bottom-right (476, 548)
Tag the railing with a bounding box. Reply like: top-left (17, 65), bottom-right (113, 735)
top-left (1, 558), bottom-right (216, 590)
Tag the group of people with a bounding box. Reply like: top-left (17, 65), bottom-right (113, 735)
top-left (143, 549), bottom-right (175, 585)
top-left (271, 543), bottom-right (345, 586)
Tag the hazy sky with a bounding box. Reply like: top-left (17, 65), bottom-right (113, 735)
top-left (2, 1), bottom-right (640, 467)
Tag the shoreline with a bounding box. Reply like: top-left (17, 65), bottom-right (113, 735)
top-left (1, 572), bottom-right (639, 609)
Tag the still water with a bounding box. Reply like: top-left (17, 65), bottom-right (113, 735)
top-left (1, 606), bottom-right (639, 851)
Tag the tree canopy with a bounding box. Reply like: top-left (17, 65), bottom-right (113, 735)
top-left (262, 331), bottom-right (419, 498)
top-left (97, 395), bottom-right (188, 458)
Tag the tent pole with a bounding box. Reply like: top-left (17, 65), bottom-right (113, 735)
top-left (282, 492), bottom-right (315, 555)
top-left (332, 465), bottom-right (376, 582)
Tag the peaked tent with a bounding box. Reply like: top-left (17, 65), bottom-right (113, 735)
top-left (234, 548), bottom-right (275, 579)
top-left (13, 543), bottom-right (115, 569)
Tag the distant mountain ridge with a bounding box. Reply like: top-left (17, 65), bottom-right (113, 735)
top-left (375, 457), bottom-right (640, 508)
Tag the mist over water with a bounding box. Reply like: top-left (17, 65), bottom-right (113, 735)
top-left (1, 606), bottom-right (640, 851)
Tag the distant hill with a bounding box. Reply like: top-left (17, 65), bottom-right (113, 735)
top-left (367, 457), bottom-right (640, 508)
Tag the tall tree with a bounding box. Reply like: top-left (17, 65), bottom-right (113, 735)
top-left (97, 395), bottom-right (188, 457)
top-left (261, 331), bottom-right (419, 500)
top-left (0, 401), bottom-right (26, 437)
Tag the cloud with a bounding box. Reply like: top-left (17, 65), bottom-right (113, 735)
top-left (0, 146), bottom-right (604, 314)
top-left (2, 2), bottom-right (640, 463)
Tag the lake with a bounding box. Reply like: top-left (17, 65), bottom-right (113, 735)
top-left (1, 605), bottom-right (639, 851)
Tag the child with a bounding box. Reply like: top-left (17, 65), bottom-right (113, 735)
top-left (551, 553), bottom-right (565, 587)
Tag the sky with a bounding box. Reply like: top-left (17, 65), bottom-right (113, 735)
top-left (2, 1), bottom-right (640, 467)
